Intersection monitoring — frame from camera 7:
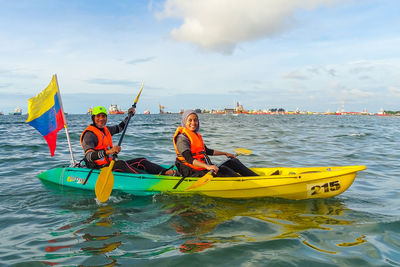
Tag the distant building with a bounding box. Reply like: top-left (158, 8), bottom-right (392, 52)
top-left (269, 108), bottom-right (285, 114)
top-left (236, 102), bottom-right (244, 113)
top-left (159, 103), bottom-right (165, 114)
top-left (224, 108), bottom-right (235, 114)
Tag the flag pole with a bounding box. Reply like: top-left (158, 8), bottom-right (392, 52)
top-left (54, 74), bottom-right (76, 166)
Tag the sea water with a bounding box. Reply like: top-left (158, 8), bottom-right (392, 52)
top-left (0, 114), bottom-right (399, 266)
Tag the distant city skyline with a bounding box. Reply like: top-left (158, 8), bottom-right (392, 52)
top-left (2, 96), bottom-right (393, 115)
top-left (0, 91), bottom-right (395, 115)
top-left (0, 0), bottom-right (399, 114)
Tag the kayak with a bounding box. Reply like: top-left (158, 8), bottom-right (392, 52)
top-left (37, 165), bottom-right (366, 200)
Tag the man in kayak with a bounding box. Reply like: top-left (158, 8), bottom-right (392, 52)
top-left (81, 106), bottom-right (176, 175)
top-left (173, 109), bottom-right (258, 177)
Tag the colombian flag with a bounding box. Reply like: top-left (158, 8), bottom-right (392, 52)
top-left (26, 75), bottom-right (65, 156)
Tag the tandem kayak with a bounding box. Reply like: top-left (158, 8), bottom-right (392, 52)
top-left (37, 165), bottom-right (366, 200)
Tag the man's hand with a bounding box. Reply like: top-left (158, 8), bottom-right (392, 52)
top-left (106, 145), bottom-right (121, 155)
top-left (128, 107), bottom-right (136, 115)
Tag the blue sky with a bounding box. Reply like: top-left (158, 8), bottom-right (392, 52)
top-left (0, 0), bottom-right (399, 114)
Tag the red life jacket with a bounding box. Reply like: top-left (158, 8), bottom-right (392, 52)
top-left (173, 127), bottom-right (206, 171)
top-left (80, 125), bottom-right (113, 166)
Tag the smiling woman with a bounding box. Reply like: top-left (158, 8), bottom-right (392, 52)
top-left (173, 109), bottom-right (258, 178)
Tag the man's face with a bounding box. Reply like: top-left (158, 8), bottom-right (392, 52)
top-left (94, 113), bottom-right (107, 128)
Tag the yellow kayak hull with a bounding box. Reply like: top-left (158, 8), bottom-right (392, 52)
top-left (38, 165), bottom-right (366, 200)
top-left (168, 165), bottom-right (366, 200)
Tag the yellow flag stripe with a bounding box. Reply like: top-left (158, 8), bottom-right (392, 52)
top-left (26, 75), bottom-right (58, 123)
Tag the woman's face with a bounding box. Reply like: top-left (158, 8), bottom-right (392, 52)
top-left (185, 113), bottom-right (198, 132)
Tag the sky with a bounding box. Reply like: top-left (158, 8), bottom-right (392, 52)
top-left (0, 0), bottom-right (399, 114)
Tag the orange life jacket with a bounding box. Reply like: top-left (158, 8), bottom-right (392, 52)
top-left (80, 125), bottom-right (113, 166)
top-left (173, 127), bottom-right (206, 171)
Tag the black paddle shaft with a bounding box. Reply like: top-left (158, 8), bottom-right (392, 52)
top-left (113, 102), bottom-right (137, 159)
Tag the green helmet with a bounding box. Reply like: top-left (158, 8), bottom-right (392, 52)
top-left (92, 106), bottom-right (108, 116)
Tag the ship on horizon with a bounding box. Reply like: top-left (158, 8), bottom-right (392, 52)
top-left (109, 104), bottom-right (125, 114)
top-left (9, 107), bottom-right (22, 115)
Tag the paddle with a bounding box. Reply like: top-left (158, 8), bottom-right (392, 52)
top-left (185, 148), bottom-right (251, 191)
top-left (95, 82), bottom-right (144, 202)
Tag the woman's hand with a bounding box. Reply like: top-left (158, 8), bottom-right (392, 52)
top-left (225, 152), bottom-right (235, 158)
top-left (193, 159), bottom-right (219, 173)
top-left (206, 164), bottom-right (219, 173)
top-left (106, 145), bottom-right (121, 155)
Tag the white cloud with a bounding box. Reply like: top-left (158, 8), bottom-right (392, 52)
top-left (388, 86), bottom-right (400, 97)
top-left (126, 57), bottom-right (156, 65)
top-left (158, 0), bottom-right (340, 53)
top-left (283, 71), bottom-right (308, 80)
top-left (329, 82), bottom-right (375, 101)
top-left (340, 88), bottom-right (374, 99)
top-left (306, 66), bottom-right (337, 77)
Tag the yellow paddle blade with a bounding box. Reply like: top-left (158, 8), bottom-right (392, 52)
top-left (133, 82), bottom-right (144, 105)
top-left (95, 160), bottom-right (115, 202)
top-left (185, 171), bottom-right (214, 191)
top-left (235, 148), bottom-right (251, 156)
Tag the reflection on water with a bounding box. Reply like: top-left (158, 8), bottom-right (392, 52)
top-left (157, 195), bottom-right (361, 255)
top-left (337, 235), bottom-right (367, 247)
top-left (180, 240), bottom-right (213, 253)
top-left (44, 205), bottom-right (120, 266)
top-left (40, 195), bottom-right (366, 265)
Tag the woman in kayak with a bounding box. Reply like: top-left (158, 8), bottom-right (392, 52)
top-left (81, 106), bottom-right (176, 175)
top-left (173, 110), bottom-right (258, 177)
